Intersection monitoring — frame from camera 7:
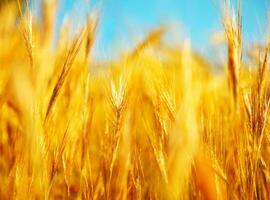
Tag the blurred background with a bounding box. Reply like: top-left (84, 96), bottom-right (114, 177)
top-left (2, 0), bottom-right (269, 59)
top-left (55, 0), bottom-right (268, 58)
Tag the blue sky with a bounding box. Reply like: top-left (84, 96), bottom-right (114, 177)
top-left (54, 0), bottom-right (268, 58)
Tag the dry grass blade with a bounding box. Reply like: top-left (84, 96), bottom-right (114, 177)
top-left (81, 72), bottom-right (90, 170)
top-left (147, 132), bottom-right (168, 184)
top-left (50, 124), bottom-right (69, 182)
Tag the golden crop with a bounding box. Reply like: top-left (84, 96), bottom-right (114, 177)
top-left (0, 0), bottom-right (269, 199)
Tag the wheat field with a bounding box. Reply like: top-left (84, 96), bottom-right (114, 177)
top-left (0, 0), bottom-right (269, 199)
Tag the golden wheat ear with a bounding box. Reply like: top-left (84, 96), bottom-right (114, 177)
top-left (128, 27), bottom-right (166, 60)
top-left (84, 14), bottom-right (99, 62)
top-left (223, 0), bottom-right (242, 103)
top-left (17, 0), bottom-right (34, 70)
top-left (45, 31), bottom-right (84, 123)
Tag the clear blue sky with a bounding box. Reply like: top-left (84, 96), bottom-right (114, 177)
top-left (54, 0), bottom-right (268, 58)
